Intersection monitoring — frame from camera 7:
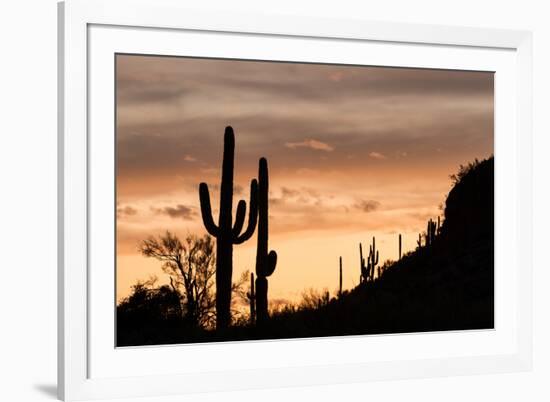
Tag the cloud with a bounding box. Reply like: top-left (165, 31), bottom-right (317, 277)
top-left (183, 155), bottom-right (197, 162)
top-left (234, 184), bottom-right (244, 196)
top-left (369, 152), bottom-right (387, 160)
top-left (154, 204), bottom-right (196, 220)
top-left (285, 139), bottom-right (334, 152)
top-left (117, 205), bottom-right (138, 219)
top-left (354, 200), bottom-right (381, 213)
top-left (281, 187), bottom-right (300, 197)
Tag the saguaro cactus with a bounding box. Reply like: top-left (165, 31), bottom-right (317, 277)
top-left (246, 272), bottom-right (256, 325)
top-left (255, 157), bottom-right (277, 326)
top-left (359, 243), bottom-right (367, 283)
top-left (398, 233), bottom-right (402, 260)
top-left (338, 256), bottom-right (343, 297)
top-left (199, 126), bottom-right (258, 330)
top-left (426, 218), bottom-right (437, 246)
top-left (367, 237), bottom-right (379, 281)
top-left (360, 237), bottom-right (379, 283)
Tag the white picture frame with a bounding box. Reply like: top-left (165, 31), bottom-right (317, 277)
top-left (58, 0), bottom-right (533, 400)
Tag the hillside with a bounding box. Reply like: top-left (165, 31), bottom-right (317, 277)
top-left (260, 157), bottom-right (494, 339)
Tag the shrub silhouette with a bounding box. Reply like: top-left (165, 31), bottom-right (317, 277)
top-left (199, 126), bottom-right (259, 330)
top-left (117, 278), bottom-right (186, 345)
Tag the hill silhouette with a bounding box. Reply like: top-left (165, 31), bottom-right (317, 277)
top-left (117, 157), bottom-right (494, 346)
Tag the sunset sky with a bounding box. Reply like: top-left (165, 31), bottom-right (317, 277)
top-left (115, 55), bottom-right (494, 305)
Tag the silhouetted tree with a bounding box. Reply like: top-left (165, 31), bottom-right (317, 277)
top-left (139, 232), bottom-right (216, 328)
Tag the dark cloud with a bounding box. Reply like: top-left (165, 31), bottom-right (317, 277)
top-left (354, 200), bottom-right (381, 213)
top-left (116, 55), bottom-right (493, 110)
top-left (154, 204), bottom-right (197, 220)
top-left (117, 80), bottom-right (187, 105)
top-left (117, 205), bottom-right (138, 219)
top-left (281, 187), bottom-right (300, 197)
top-left (270, 186), bottom-right (327, 208)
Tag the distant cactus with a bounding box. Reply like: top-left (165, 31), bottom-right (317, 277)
top-left (426, 218), bottom-right (437, 246)
top-left (338, 256), bottom-right (343, 297)
top-left (368, 237), bottom-right (379, 281)
top-left (255, 157), bottom-right (277, 326)
top-left (359, 243), bottom-right (367, 283)
top-left (360, 237), bottom-right (379, 283)
top-left (246, 272), bottom-right (256, 325)
top-left (199, 126), bottom-right (258, 330)
top-left (417, 233), bottom-right (422, 248)
top-left (398, 233), bottom-right (402, 260)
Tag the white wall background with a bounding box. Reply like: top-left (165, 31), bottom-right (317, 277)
top-left (0, 0), bottom-right (548, 401)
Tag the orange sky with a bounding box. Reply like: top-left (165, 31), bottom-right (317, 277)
top-left (115, 55), bottom-right (494, 305)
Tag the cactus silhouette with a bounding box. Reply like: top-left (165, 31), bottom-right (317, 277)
top-left (359, 243), bottom-right (367, 283)
top-left (255, 157), bottom-right (277, 326)
top-left (426, 218), bottom-right (437, 246)
top-left (339, 256), bottom-right (343, 297)
top-left (367, 237), bottom-right (379, 281)
top-left (417, 233), bottom-right (422, 248)
top-left (398, 233), bottom-right (402, 260)
top-left (199, 126), bottom-right (258, 330)
top-left (360, 237), bottom-right (379, 283)
top-left (246, 272), bottom-right (256, 325)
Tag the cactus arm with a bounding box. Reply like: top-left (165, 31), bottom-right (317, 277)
top-left (263, 250), bottom-right (277, 277)
top-left (232, 200), bottom-right (247, 238)
top-left (198, 182), bottom-right (219, 236)
top-left (234, 179), bottom-right (258, 244)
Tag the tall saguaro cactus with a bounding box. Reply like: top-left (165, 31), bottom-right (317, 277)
top-left (255, 157), bottom-right (277, 326)
top-left (199, 126), bottom-right (258, 330)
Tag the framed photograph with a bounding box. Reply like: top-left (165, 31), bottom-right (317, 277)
top-left (58, 0), bottom-right (533, 400)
